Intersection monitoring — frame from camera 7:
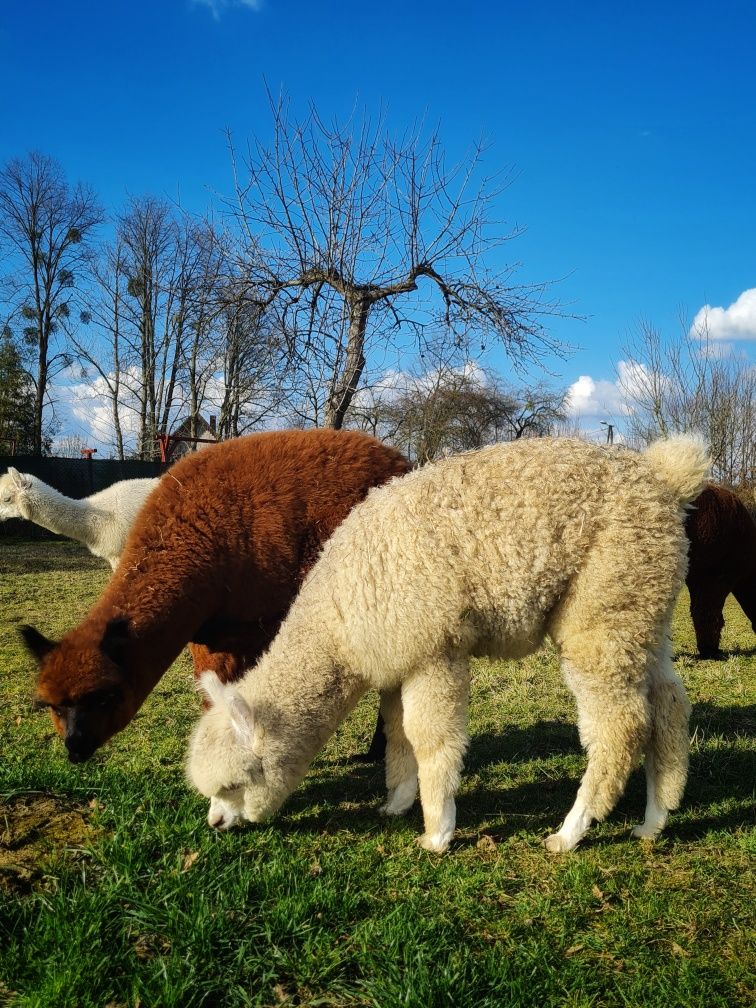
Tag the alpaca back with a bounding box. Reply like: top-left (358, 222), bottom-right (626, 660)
top-left (87, 477), bottom-right (159, 523)
top-left (85, 478), bottom-right (160, 561)
top-left (28, 429), bottom-right (410, 758)
top-left (115, 430), bottom-right (407, 582)
top-left (272, 437), bottom-right (705, 690)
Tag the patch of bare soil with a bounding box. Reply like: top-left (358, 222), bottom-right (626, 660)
top-left (0, 794), bottom-right (96, 893)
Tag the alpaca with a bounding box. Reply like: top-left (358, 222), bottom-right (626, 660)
top-left (0, 468), bottom-right (159, 570)
top-left (21, 429), bottom-right (409, 762)
top-left (685, 483), bottom-right (756, 658)
top-left (0, 466), bottom-right (237, 705)
top-left (361, 478), bottom-right (756, 762)
top-left (187, 435), bottom-right (709, 854)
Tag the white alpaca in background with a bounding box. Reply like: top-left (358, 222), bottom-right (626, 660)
top-left (0, 467), bottom-right (159, 569)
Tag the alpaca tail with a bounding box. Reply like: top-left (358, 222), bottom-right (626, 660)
top-left (642, 434), bottom-right (711, 505)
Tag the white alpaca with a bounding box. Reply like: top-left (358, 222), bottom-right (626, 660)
top-left (186, 435), bottom-right (709, 853)
top-left (0, 467), bottom-right (159, 569)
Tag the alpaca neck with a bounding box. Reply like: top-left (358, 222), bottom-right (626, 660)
top-left (242, 611), bottom-right (364, 790)
top-left (98, 568), bottom-right (217, 712)
top-left (25, 480), bottom-right (104, 547)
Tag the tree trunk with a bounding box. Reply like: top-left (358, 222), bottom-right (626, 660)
top-left (324, 296), bottom-right (370, 429)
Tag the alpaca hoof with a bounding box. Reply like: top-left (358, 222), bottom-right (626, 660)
top-left (631, 823), bottom-right (660, 840)
top-left (544, 832), bottom-right (575, 853)
top-left (379, 800), bottom-right (412, 817)
top-left (416, 831), bottom-right (452, 853)
top-left (379, 780), bottom-right (417, 817)
top-left (698, 649), bottom-right (725, 661)
top-left (631, 812), bottom-right (667, 840)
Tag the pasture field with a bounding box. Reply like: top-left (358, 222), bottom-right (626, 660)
top-left (0, 538), bottom-right (754, 1008)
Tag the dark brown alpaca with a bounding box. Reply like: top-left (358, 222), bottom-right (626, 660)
top-left (685, 483), bottom-right (756, 658)
top-left (21, 429), bottom-right (409, 761)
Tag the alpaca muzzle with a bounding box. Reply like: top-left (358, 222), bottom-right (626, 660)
top-left (65, 727), bottom-right (96, 763)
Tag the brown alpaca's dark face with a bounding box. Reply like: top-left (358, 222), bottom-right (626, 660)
top-left (39, 683), bottom-right (128, 762)
top-left (20, 621), bottom-right (134, 762)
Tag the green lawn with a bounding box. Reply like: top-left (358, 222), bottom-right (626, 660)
top-left (1, 539), bottom-right (754, 1008)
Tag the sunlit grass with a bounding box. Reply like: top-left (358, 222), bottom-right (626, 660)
top-left (1, 539), bottom-right (754, 1007)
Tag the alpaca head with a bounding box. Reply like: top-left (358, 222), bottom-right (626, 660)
top-left (186, 671), bottom-right (282, 830)
top-left (0, 468), bottom-right (32, 520)
top-left (20, 618), bottom-right (138, 761)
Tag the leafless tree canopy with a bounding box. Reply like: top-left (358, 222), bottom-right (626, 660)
top-left (618, 319), bottom-right (756, 486)
top-left (0, 119), bottom-right (569, 459)
top-left (0, 152), bottom-right (102, 453)
top-left (352, 362), bottom-right (566, 464)
top-left (72, 200), bottom-right (284, 458)
top-left (227, 94), bottom-right (566, 429)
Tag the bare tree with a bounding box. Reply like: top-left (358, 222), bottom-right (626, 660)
top-left (73, 201), bottom-right (216, 459)
top-left (116, 196), bottom-right (185, 458)
top-left (0, 152), bottom-right (102, 454)
top-left (227, 94), bottom-right (566, 430)
top-left (209, 288), bottom-right (287, 439)
top-left (70, 238), bottom-right (132, 458)
top-left (352, 362), bottom-right (566, 463)
top-left (618, 319), bottom-right (756, 485)
top-left (55, 433), bottom-right (89, 459)
top-left (82, 198), bottom-right (229, 459)
top-left (74, 211), bottom-right (285, 457)
top-left (171, 220), bottom-right (228, 442)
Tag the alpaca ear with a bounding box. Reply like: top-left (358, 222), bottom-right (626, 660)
top-left (8, 467), bottom-right (30, 490)
top-left (197, 670), bottom-right (228, 708)
top-left (227, 691), bottom-right (257, 748)
top-left (19, 624), bottom-right (57, 663)
top-left (196, 672), bottom-right (258, 748)
top-left (101, 617), bottom-right (131, 665)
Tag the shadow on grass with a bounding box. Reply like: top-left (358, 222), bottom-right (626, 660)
top-left (273, 702), bottom-right (756, 843)
top-left (675, 644), bottom-right (756, 660)
top-left (724, 644), bottom-right (756, 657)
top-left (691, 701), bottom-right (756, 735)
top-left (0, 536), bottom-right (108, 576)
top-left (10, 703), bottom-right (752, 856)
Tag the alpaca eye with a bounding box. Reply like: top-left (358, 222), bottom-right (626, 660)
top-left (51, 706), bottom-right (64, 718)
top-left (218, 784), bottom-right (244, 800)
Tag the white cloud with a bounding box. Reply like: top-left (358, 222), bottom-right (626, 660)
top-left (690, 288), bottom-right (756, 341)
top-left (49, 371), bottom-right (145, 456)
top-left (192, 0), bottom-right (262, 19)
top-left (615, 358), bottom-right (668, 402)
top-left (564, 372), bottom-right (633, 420)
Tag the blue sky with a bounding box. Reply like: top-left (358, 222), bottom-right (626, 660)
top-left (2, 0), bottom-right (755, 438)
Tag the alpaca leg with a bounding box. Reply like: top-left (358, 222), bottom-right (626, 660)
top-left (545, 649), bottom-right (651, 853)
top-left (688, 579), bottom-right (729, 659)
top-left (400, 657), bottom-right (470, 853)
top-left (733, 577), bottom-right (756, 636)
top-left (632, 636), bottom-right (691, 839)
top-left (352, 708), bottom-right (387, 763)
top-left (379, 688), bottom-right (418, 816)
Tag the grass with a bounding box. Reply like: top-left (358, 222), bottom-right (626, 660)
top-left (1, 538), bottom-right (754, 1008)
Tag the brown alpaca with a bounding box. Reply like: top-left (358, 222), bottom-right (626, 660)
top-left (21, 429), bottom-right (409, 761)
top-left (685, 483), bottom-right (756, 658)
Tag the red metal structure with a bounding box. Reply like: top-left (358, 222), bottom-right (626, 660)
top-left (158, 433), bottom-right (219, 465)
